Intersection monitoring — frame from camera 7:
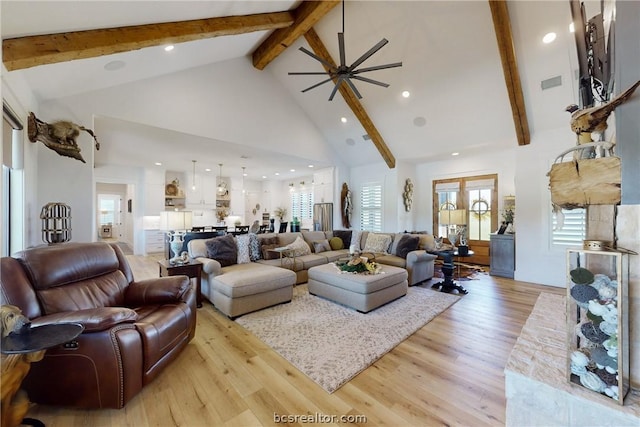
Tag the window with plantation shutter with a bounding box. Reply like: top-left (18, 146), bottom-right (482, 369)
top-left (360, 183), bottom-right (382, 232)
top-left (290, 189), bottom-right (314, 221)
top-left (552, 208), bottom-right (586, 246)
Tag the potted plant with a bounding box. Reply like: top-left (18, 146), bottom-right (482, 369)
top-left (274, 207), bottom-right (287, 221)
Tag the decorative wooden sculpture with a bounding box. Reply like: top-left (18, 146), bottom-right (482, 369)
top-left (27, 112), bottom-right (100, 163)
top-left (341, 183), bottom-right (352, 229)
top-left (566, 79), bottom-right (640, 144)
top-left (403, 179), bottom-right (414, 212)
top-left (1, 305), bottom-right (45, 427)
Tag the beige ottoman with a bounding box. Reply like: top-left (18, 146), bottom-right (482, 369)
top-left (307, 263), bottom-right (408, 313)
top-left (212, 263), bottom-right (296, 319)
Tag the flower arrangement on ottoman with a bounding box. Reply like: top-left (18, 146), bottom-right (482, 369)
top-left (335, 253), bottom-right (381, 275)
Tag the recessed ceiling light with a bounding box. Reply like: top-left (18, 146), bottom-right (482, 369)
top-left (413, 117), bottom-right (427, 127)
top-left (205, 168), bottom-right (211, 172)
top-left (275, 172), bottom-right (280, 176)
top-left (262, 175), bottom-right (267, 179)
top-left (164, 45), bottom-right (174, 52)
top-left (569, 22), bottom-right (575, 33)
top-left (104, 60), bottom-right (125, 71)
top-left (243, 172), bottom-right (248, 177)
top-left (290, 169), bottom-right (295, 172)
top-left (542, 32), bottom-right (557, 44)
top-left (340, 117), bottom-right (348, 123)
top-left (402, 90), bottom-right (410, 98)
top-left (308, 164), bottom-right (314, 168)
top-left (154, 162), bottom-right (162, 166)
top-left (451, 152), bottom-right (460, 156)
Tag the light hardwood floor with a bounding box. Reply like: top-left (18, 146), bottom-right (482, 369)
top-left (26, 255), bottom-right (564, 427)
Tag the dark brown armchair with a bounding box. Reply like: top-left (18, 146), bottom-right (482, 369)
top-left (0, 242), bottom-right (196, 409)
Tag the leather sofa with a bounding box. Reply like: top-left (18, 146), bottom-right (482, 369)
top-left (0, 242), bottom-right (197, 409)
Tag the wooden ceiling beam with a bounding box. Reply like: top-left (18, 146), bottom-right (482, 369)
top-left (304, 28), bottom-right (396, 169)
top-left (252, 1), bottom-right (340, 70)
top-left (489, 0), bottom-right (530, 146)
top-left (3, 12), bottom-right (294, 71)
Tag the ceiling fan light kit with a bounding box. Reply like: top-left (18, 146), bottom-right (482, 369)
top-left (289, 1), bottom-right (402, 101)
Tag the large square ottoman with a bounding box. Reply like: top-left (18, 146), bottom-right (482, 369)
top-left (211, 263), bottom-right (296, 319)
top-left (307, 263), bottom-right (408, 313)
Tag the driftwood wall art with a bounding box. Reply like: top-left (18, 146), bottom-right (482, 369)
top-left (27, 112), bottom-right (100, 163)
top-left (403, 178), bottom-right (414, 212)
top-left (341, 183), bottom-right (352, 229)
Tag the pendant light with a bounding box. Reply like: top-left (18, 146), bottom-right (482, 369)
top-left (241, 166), bottom-right (246, 195)
top-left (191, 160), bottom-right (196, 191)
top-left (217, 163), bottom-right (225, 195)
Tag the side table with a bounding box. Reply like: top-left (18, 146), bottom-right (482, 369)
top-left (268, 247), bottom-right (297, 271)
top-left (453, 249), bottom-right (475, 280)
top-left (158, 259), bottom-right (203, 308)
top-left (2, 322), bottom-right (84, 427)
top-left (431, 250), bottom-right (469, 294)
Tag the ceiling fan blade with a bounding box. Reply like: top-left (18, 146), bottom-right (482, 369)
top-left (348, 38), bottom-right (389, 72)
top-left (288, 71), bottom-right (331, 75)
top-left (298, 46), bottom-right (338, 72)
top-left (344, 78), bottom-right (363, 99)
top-left (301, 77), bottom-right (334, 93)
top-left (351, 75), bottom-right (390, 88)
top-left (338, 32), bottom-right (346, 68)
top-left (353, 62), bottom-right (403, 74)
top-left (328, 76), bottom-right (344, 101)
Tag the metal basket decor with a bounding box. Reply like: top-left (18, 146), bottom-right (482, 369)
top-left (41, 202), bottom-right (72, 244)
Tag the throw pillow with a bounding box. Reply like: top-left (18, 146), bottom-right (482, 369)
top-left (329, 236), bottom-right (344, 250)
top-left (205, 234), bottom-right (237, 267)
top-left (248, 233), bottom-right (261, 261)
top-left (418, 234), bottom-right (436, 251)
top-left (363, 233), bottom-right (392, 254)
top-left (285, 236), bottom-right (312, 256)
top-left (313, 239), bottom-right (331, 253)
top-left (259, 236), bottom-right (280, 260)
top-left (332, 230), bottom-right (352, 249)
top-left (349, 230), bottom-right (362, 253)
top-left (395, 234), bottom-right (420, 259)
top-left (235, 234), bottom-right (251, 264)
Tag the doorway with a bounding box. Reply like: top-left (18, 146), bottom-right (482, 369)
top-left (96, 182), bottom-right (134, 253)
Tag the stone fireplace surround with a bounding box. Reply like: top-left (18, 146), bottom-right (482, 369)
top-left (505, 292), bottom-right (639, 426)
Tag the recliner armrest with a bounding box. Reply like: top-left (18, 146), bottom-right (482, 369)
top-left (31, 307), bottom-right (138, 332)
top-left (125, 276), bottom-right (191, 306)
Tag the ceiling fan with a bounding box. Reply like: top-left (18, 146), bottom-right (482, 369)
top-left (288, 1), bottom-right (402, 101)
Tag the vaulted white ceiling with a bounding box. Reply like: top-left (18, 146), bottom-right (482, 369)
top-left (2, 1), bottom-right (591, 179)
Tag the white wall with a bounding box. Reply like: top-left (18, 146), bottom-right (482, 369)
top-left (514, 127), bottom-right (576, 287)
top-left (348, 161), bottom-right (398, 232)
top-left (40, 57), bottom-right (338, 164)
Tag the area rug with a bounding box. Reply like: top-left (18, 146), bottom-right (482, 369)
top-left (434, 260), bottom-right (487, 281)
top-left (235, 285), bottom-right (460, 393)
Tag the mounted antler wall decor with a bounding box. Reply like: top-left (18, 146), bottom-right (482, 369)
top-left (27, 112), bottom-right (100, 163)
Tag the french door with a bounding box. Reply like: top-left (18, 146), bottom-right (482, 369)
top-left (432, 174), bottom-right (498, 265)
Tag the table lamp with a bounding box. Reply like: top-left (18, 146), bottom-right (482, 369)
top-left (160, 211), bottom-right (193, 264)
top-left (439, 209), bottom-right (467, 249)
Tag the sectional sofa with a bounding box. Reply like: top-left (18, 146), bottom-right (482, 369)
top-left (187, 230), bottom-right (438, 318)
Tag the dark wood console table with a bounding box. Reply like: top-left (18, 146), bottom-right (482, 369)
top-left (431, 250), bottom-right (470, 294)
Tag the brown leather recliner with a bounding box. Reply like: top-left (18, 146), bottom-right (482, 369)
top-left (0, 242), bottom-right (197, 409)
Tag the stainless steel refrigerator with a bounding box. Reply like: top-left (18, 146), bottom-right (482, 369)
top-left (313, 203), bottom-right (333, 231)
